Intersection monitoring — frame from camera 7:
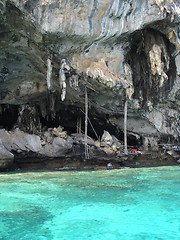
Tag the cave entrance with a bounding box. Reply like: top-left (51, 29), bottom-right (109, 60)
top-left (39, 106), bottom-right (118, 140)
top-left (0, 103), bottom-right (143, 148)
top-left (127, 134), bottom-right (143, 148)
top-left (0, 104), bottom-right (19, 130)
top-left (39, 105), bottom-right (143, 147)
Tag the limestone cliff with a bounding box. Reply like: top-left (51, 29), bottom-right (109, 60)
top-left (0, 0), bottom-right (180, 162)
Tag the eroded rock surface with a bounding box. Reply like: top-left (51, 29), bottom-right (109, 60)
top-left (0, 0), bottom-right (180, 162)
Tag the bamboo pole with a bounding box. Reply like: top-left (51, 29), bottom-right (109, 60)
top-left (85, 85), bottom-right (89, 159)
top-left (77, 117), bottom-right (82, 134)
top-left (79, 117), bottom-right (81, 135)
top-left (124, 95), bottom-right (128, 155)
top-left (77, 118), bottom-right (79, 134)
top-left (47, 56), bottom-right (53, 91)
top-left (80, 109), bottom-right (99, 141)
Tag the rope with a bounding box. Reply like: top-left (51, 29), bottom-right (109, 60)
top-left (80, 109), bottom-right (99, 141)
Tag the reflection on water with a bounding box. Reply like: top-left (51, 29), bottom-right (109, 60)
top-left (0, 166), bottom-right (180, 240)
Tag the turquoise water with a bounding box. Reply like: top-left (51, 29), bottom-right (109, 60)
top-left (0, 167), bottom-right (180, 240)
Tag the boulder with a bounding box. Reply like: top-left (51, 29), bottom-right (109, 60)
top-left (71, 133), bottom-right (96, 146)
top-left (52, 137), bottom-right (72, 151)
top-left (12, 129), bottom-right (29, 152)
top-left (67, 136), bottom-right (74, 145)
top-left (43, 131), bottom-right (53, 144)
top-left (112, 135), bottom-right (121, 147)
top-left (0, 139), bottom-right (14, 169)
top-left (12, 129), bottom-right (42, 153)
top-left (103, 146), bottom-right (114, 155)
top-left (0, 140), bottom-right (14, 160)
top-left (40, 137), bottom-right (73, 157)
top-left (24, 134), bottom-right (42, 152)
top-left (101, 131), bottom-right (113, 146)
top-left (0, 129), bottom-right (12, 151)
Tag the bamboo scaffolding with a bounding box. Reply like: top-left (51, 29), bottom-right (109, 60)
top-left (84, 85), bottom-right (89, 159)
top-left (124, 97), bottom-right (128, 155)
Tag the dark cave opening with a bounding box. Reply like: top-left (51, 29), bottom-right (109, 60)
top-left (0, 103), bottom-right (142, 147)
top-left (0, 104), bottom-right (19, 130)
top-left (39, 105), bottom-right (142, 147)
top-left (40, 107), bottom-right (115, 140)
top-left (127, 134), bottom-right (143, 147)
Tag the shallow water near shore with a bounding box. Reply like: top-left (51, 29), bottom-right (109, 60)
top-left (0, 166), bottom-right (180, 240)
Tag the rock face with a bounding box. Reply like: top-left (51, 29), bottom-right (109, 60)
top-left (0, 0), bottom-right (180, 160)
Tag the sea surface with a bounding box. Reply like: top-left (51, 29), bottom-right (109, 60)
top-left (0, 166), bottom-right (180, 240)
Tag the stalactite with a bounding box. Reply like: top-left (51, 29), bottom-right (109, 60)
top-left (59, 59), bottom-right (70, 101)
top-left (47, 56), bottom-right (53, 91)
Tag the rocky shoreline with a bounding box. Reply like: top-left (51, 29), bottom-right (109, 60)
top-left (1, 155), bottom-right (179, 173)
top-left (0, 126), bottom-right (179, 172)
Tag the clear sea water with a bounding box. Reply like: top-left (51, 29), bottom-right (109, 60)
top-left (0, 166), bottom-right (180, 240)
